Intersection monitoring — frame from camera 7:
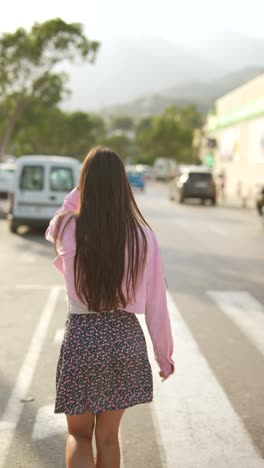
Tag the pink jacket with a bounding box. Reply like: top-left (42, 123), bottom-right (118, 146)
top-left (45, 188), bottom-right (174, 377)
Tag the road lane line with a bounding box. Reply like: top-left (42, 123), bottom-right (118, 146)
top-left (139, 292), bottom-right (264, 468)
top-left (119, 430), bottom-right (125, 468)
top-left (208, 225), bottom-right (227, 236)
top-left (18, 253), bottom-right (36, 264)
top-left (208, 291), bottom-right (264, 356)
top-left (32, 405), bottom-right (65, 440)
top-left (15, 284), bottom-right (62, 289)
top-left (0, 287), bottom-right (61, 467)
top-left (53, 328), bottom-right (64, 345)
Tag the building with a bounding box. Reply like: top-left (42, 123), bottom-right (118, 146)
top-left (204, 74), bottom-right (264, 207)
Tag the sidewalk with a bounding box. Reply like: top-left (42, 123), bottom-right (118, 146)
top-left (217, 193), bottom-right (256, 211)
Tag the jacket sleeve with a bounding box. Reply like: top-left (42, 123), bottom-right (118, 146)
top-left (145, 232), bottom-right (174, 377)
top-left (45, 187), bottom-right (80, 244)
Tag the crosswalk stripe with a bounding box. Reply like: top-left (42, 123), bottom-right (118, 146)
top-left (207, 291), bottom-right (264, 356)
top-left (208, 225), bottom-right (227, 236)
top-left (138, 291), bottom-right (264, 468)
top-left (2, 289), bottom-right (264, 466)
top-left (32, 405), bottom-right (65, 440)
top-left (119, 430), bottom-right (125, 468)
top-left (0, 287), bottom-right (61, 467)
top-left (53, 328), bottom-right (64, 345)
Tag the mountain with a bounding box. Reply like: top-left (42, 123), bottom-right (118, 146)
top-left (62, 32), bottom-right (264, 112)
top-left (63, 36), bottom-right (221, 111)
top-left (101, 67), bottom-right (264, 118)
top-left (188, 30), bottom-right (264, 71)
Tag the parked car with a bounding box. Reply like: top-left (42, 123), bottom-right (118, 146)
top-left (135, 164), bottom-right (154, 179)
top-left (126, 166), bottom-right (145, 191)
top-left (153, 158), bottom-right (177, 181)
top-left (169, 167), bottom-right (217, 205)
top-left (8, 155), bottom-right (81, 233)
top-left (0, 162), bottom-right (16, 199)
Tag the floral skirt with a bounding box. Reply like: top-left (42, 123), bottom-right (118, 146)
top-left (55, 310), bottom-right (153, 415)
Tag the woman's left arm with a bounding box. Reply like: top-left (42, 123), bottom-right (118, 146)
top-left (45, 187), bottom-right (80, 244)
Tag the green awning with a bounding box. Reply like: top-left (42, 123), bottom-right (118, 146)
top-left (207, 97), bottom-right (264, 132)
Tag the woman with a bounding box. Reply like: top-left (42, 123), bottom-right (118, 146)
top-left (46, 146), bottom-right (174, 468)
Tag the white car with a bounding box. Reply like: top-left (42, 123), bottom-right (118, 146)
top-left (135, 164), bottom-right (154, 179)
top-left (8, 155), bottom-right (81, 233)
top-left (0, 163), bottom-right (16, 198)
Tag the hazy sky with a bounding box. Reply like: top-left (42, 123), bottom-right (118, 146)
top-left (0, 0), bottom-right (264, 43)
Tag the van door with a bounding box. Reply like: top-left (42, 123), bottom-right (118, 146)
top-left (47, 163), bottom-right (77, 215)
top-left (15, 164), bottom-right (48, 220)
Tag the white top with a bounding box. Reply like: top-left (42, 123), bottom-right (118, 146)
top-left (67, 294), bottom-right (115, 315)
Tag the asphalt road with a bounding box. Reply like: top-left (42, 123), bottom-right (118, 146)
top-left (0, 182), bottom-right (264, 468)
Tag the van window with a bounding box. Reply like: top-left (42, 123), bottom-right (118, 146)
top-left (20, 166), bottom-right (44, 191)
top-left (50, 167), bottom-right (74, 192)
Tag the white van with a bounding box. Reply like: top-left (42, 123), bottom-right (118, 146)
top-left (0, 162), bottom-right (16, 198)
top-left (8, 155), bottom-right (81, 233)
top-left (153, 158), bottom-right (177, 181)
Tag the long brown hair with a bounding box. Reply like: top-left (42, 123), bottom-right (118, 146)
top-left (54, 146), bottom-right (150, 312)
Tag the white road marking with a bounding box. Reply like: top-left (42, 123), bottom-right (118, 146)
top-left (15, 284), bottom-right (62, 289)
top-left (18, 253), bottom-right (36, 263)
top-left (208, 291), bottom-right (264, 356)
top-left (0, 287), bottom-right (61, 467)
top-left (32, 405), bottom-right (66, 440)
top-left (173, 218), bottom-right (228, 236)
top-left (172, 218), bottom-right (190, 228)
top-left (54, 328), bottom-right (64, 345)
top-left (208, 225), bottom-right (227, 236)
top-left (119, 430), bottom-right (125, 468)
top-left (139, 292), bottom-right (264, 468)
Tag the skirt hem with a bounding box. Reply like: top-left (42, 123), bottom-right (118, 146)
top-left (54, 397), bottom-right (153, 416)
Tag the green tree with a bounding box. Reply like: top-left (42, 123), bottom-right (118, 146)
top-left (134, 117), bottom-right (152, 134)
top-left (0, 18), bottom-right (99, 158)
top-left (136, 105), bottom-right (202, 164)
top-left (100, 134), bottom-right (136, 160)
top-left (110, 115), bottom-right (134, 132)
top-left (10, 108), bottom-right (105, 158)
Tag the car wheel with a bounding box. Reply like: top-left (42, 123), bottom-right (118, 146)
top-left (10, 221), bottom-right (18, 234)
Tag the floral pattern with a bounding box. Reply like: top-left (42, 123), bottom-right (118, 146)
top-left (55, 311), bottom-right (153, 415)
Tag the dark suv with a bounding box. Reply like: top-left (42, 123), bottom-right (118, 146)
top-left (169, 169), bottom-right (217, 205)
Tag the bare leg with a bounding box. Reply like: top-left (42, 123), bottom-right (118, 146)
top-left (95, 409), bottom-right (125, 468)
top-left (66, 412), bottom-right (95, 468)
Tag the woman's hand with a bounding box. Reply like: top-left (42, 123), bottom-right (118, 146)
top-left (159, 371), bottom-right (169, 382)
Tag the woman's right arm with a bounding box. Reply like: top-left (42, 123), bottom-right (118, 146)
top-left (145, 232), bottom-right (174, 378)
top-left (45, 187), bottom-right (80, 244)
